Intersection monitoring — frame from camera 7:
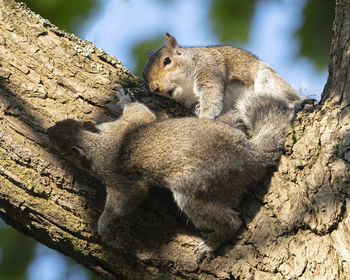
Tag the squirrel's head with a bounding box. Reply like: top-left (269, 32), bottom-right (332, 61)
top-left (47, 119), bottom-right (99, 170)
top-left (142, 33), bottom-right (189, 99)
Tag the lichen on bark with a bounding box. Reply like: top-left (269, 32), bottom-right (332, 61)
top-left (0, 0), bottom-right (349, 279)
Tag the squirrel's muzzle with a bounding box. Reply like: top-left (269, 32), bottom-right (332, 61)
top-left (149, 81), bottom-right (161, 93)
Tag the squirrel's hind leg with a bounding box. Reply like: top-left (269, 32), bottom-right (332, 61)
top-left (172, 191), bottom-right (242, 263)
top-left (97, 179), bottom-right (149, 236)
top-left (193, 206), bottom-right (241, 263)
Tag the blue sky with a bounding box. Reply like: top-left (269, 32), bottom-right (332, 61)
top-left (28, 244), bottom-right (89, 280)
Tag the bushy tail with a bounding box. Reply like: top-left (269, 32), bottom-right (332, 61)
top-left (236, 92), bottom-right (295, 166)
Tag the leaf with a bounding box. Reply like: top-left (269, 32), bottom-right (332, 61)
top-left (131, 36), bottom-right (164, 76)
top-left (294, 0), bottom-right (335, 70)
top-left (209, 0), bottom-right (258, 44)
top-left (21, 0), bottom-right (99, 33)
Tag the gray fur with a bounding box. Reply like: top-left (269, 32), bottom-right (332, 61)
top-left (143, 33), bottom-right (302, 120)
top-left (48, 93), bottom-right (295, 263)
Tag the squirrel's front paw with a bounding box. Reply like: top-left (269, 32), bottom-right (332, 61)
top-left (97, 212), bottom-right (111, 236)
top-left (97, 220), bottom-right (107, 237)
top-left (116, 85), bottom-right (132, 109)
top-left (194, 241), bottom-right (214, 264)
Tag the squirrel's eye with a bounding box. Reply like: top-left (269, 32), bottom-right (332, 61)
top-left (163, 57), bottom-right (171, 66)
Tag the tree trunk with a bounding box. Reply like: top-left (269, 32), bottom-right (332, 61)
top-left (0, 0), bottom-right (349, 279)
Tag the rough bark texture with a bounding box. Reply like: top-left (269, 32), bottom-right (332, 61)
top-left (0, 0), bottom-right (349, 279)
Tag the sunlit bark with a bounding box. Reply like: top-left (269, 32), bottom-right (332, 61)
top-left (0, 0), bottom-right (349, 279)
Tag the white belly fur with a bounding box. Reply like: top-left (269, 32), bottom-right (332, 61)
top-left (223, 82), bottom-right (253, 113)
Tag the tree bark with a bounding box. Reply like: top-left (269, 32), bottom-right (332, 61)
top-left (0, 0), bottom-right (349, 279)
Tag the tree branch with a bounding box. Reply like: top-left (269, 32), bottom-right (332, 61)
top-left (322, 0), bottom-right (350, 108)
top-left (0, 0), bottom-right (349, 279)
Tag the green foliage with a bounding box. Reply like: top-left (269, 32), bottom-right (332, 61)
top-left (294, 0), bottom-right (335, 70)
top-left (209, 0), bottom-right (258, 43)
top-left (0, 220), bottom-right (101, 280)
top-left (132, 36), bottom-right (164, 76)
top-left (20, 0), bottom-right (99, 33)
top-left (0, 223), bottom-right (36, 280)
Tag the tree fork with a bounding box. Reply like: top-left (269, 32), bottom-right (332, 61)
top-left (0, 0), bottom-right (349, 279)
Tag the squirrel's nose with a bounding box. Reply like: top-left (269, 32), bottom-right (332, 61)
top-left (149, 81), bottom-right (161, 93)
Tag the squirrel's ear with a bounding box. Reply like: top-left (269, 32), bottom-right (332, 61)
top-left (146, 49), bottom-right (155, 59)
top-left (165, 33), bottom-right (179, 50)
top-left (71, 145), bottom-right (85, 158)
top-left (80, 120), bottom-right (99, 133)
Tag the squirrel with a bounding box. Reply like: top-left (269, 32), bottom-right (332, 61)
top-left (47, 86), bottom-right (296, 263)
top-left (142, 33), bottom-right (302, 120)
